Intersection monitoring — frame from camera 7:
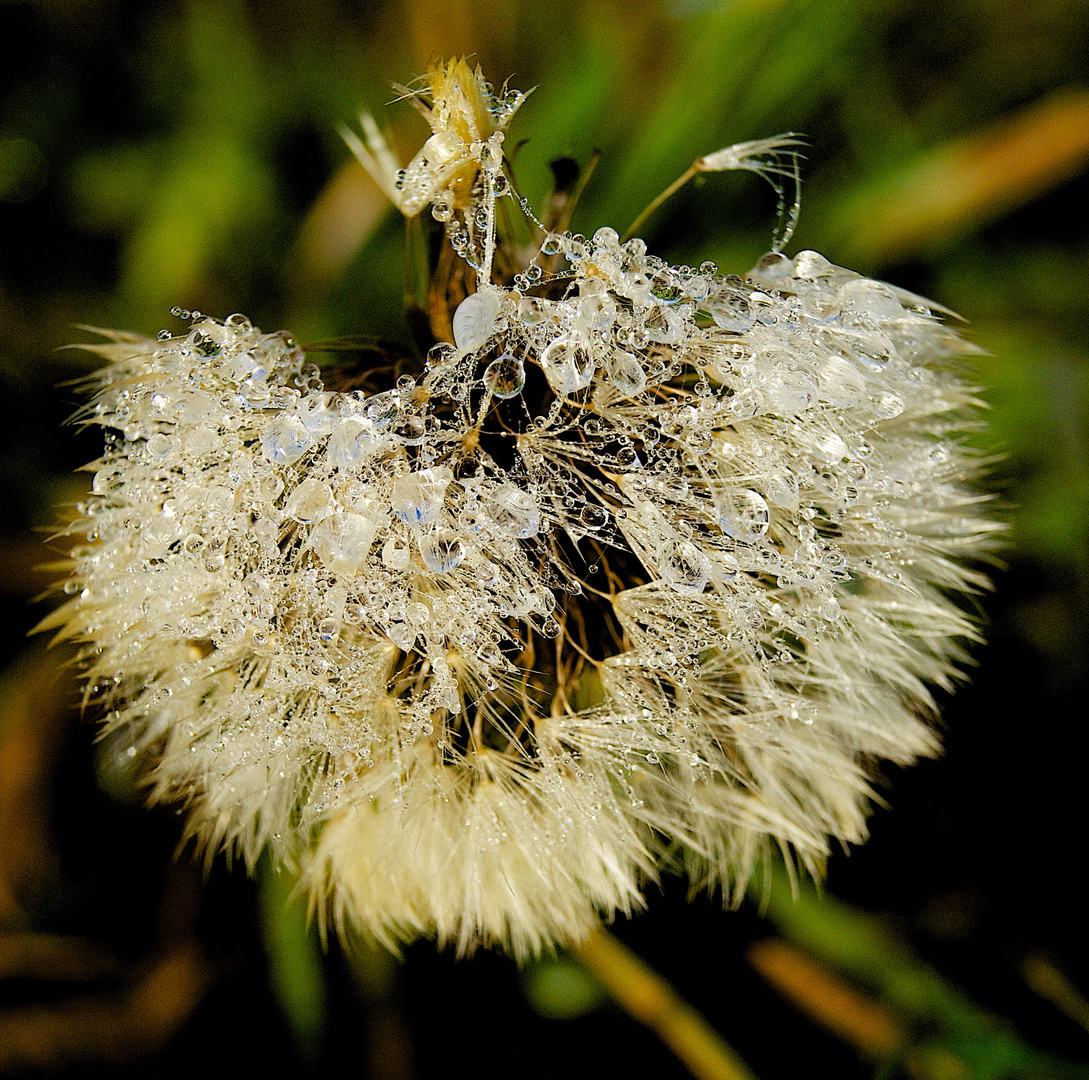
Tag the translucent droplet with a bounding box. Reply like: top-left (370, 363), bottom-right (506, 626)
top-left (284, 478), bottom-right (333, 523)
top-left (765, 472), bottom-right (800, 511)
top-left (261, 416), bottom-right (312, 465)
top-left (328, 417), bottom-right (380, 469)
top-left (817, 355), bottom-right (867, 407)
top-left (391, 468), bottom-right (450, 527)
top-left (719, 489), bottom-right (771, 542)
top-left (616, 446), bottom-right (640, 468)
top-left (487, 484), bottom-right (539, 538)
top-left (839, 278), bottom-right (904, 320)
top-left (317, 618), bottom-right (338, 640)
top-left (811, 431), bottom-right (848, 464)
top-left (685, 428), bottom-right (714, 454)
top-left (393, 413), bottom-right (427, 445)
top-left (768, 368), bottom-right (819, 415)
top-left (146, 433), bottom-right (173, 459)
top-left (311, 512), bottom-right (381, 575)
top-left (452, 290), bottom-right (502, 353)
top-left (714, 551), bottom-right (741, 581)
top-left (518, 297), bottom-right (548, 326)
top-left (660, 541), bottom-right (711, 595)
top-left (382, 537), bottom-right (411, 570)
top-left (483, 354), bottom-right (526, 399)
top-left (706, 287), bottom-right (753, 332)
top-left (729, 388), bottom-right (762, 419)
top-left (244, 572), bottom-right (271, 599)
top-left (540, 336), bottom-right (593, 396)
top-left (364, 391), bottom-right (401, 429)
top-left (418, 529), bottom-right (465, 574)
top-left (579, 505), bottom-right (608, 529)
top-left (872, 391), bottom-right (904, 419)
top-left (605, 350), bottom-right (647, 396)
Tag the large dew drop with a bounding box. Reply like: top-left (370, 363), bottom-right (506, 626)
top-left (418, 529), bottom-right (465, 574)
top-left (540, 336), bottom-right (594, 396)
top-left (261, 416), bottom-right (312, 465)
top-left (660, 540), bottom-right (712, 595)
top-left (605, 350), bottom-right (647, 396)
top-left (391, 468), bottom-right (451, 527)
top-left (452, 291), bottom-right (503, 354)
top-left (311, 512), bottom-right (382, 575)
top-left (719, 489), bottom-right (771, 542)
top-left (483, 354), bottom-right (526, 399)
top-left (487, 484), bottom-right (540, 538)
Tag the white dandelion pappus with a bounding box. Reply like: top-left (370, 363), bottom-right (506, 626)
top-left (46, 61), bottom-right (999, 959)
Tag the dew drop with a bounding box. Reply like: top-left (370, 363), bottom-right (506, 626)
top-left (391, 469), bottom-right (450, 527)
top-left (719, 489), bottom-right (771, 542)
top-left (418, 529), bottom-right (465, 574)
top-left (452, 290), bottom-right (502, 353)
top-left (487, 484), bottom-right (540, 538)
top-left (540, 336), bottom-right (594, 396)
top-left (579, 505), bottom-right (608, 530)
top-left (660, 541), bottom-right (711, 595)
top-left (605, 350), bottom-right (647, 396)
top-left (483, 354), bottom-right (526, 399)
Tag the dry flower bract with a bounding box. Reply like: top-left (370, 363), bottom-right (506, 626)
top-left (46, 60), bottom-right (999, 958)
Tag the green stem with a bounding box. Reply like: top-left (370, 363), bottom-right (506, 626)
top-left (572, 926), bottom-right (758, 1080)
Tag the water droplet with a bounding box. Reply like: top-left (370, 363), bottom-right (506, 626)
top-left (872, 392), bottom-right (904, 419)
top-left (393, 413), bottom-right (427, 445)
top-left (685, 428), bottom-right (714, 454)
top-left (765, 472), bottom-right (800, 510)
top-left (810, 431), bottom-right (848, 464)
top-left (244, 572), bottom-right (271, 599)
top-left (261, 416), bottom-right (312, 465)
top-left (483, 354), bottom-right (526, 399)
top-left (706, 286), bottom-right (753, 332)
top-left (146, 433), bottom-right (172, 458)
top-left (487, 484), bottom-right (540, 538)
top-left (660, 541), bottom-right (711, 595)
top-left (719, 489), bottom-right (771, 542)
top-left (605, 350), bottom-right (647, 396)
top-left (311, 512), bottom-right (381, 574)
top-left (284, 478), bottom-right (332, 523)
top-left (579, 505), bottom-right (608, 529)
top-left (540, 336), bottom-right (594, 396)
top-left (391, 468), bottom-right (450, 527)
top-left (418, 529), bottom-right (465, 573)
top-left (382, 536), bottom-right (411, 570)
top-left (729, 388), bottom-right (762, 419)
top-left (452, 290), bottom-right (502, 353)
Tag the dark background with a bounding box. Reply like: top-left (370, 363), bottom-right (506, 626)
top-left (2, 2), bottom-right (1088, 1077)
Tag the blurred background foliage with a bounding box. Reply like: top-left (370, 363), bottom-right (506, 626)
top-left (2, 1), bottom-right (1088, 1077)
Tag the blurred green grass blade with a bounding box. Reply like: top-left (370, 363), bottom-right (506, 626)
top-left (116, 0), bottom-right (277, 320)
top-left (600, 0), bottom-right (866, 227)
top-left (757, 864), bottom-right (1089, 1078)
top-left (259, 860), bottom-right (328, 1059)
top-left (814, 91), bottom-right (1089, 266)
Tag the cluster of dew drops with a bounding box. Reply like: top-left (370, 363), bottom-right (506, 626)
top-left (70, 221), bottom-right (970, 771)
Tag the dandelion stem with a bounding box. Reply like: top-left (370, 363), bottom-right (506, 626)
top-left (572, 926), bottom-right (759, 1080)
top-left (622, 165), bottom-right (698, 243)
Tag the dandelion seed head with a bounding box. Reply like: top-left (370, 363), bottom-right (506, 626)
top-left (49, 64), bottom-right (1000, 958)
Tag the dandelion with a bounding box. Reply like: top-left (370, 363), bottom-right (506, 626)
top-left (45, 61), bottom-right (998, 959)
